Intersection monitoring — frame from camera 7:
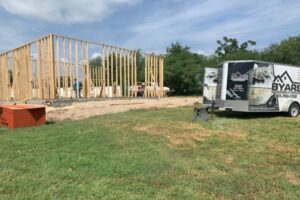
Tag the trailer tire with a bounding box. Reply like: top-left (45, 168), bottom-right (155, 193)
top-left (288, 103), bottom-right (300, 117)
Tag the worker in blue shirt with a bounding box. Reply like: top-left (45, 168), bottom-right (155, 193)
top-left (73, 78), bottom-right (81, 98)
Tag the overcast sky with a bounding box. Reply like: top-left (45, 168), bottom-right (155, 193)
top-left (0, 0), bottom-right (300, 55)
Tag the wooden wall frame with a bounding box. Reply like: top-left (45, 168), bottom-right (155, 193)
top-left (0, 34), bottom-right (164, 101)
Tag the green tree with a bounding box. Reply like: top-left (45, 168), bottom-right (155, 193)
top-left (136, 49), bottom-right (145, 82)
top-left (89, 56), bottom-right (102, 67)
top-left (261, 36), bottom-right (300, 65)
top-left (215, 36), bottom-right (256, 57)
top-left (88, 50), bottom-right (145, 86)
top-left (165, 42), bottom-right (207, 95)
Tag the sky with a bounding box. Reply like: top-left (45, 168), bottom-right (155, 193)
top-left (0, 0), bottom-right (300, 56)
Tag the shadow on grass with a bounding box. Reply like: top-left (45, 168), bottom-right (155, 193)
top-left (0, 126), bottom-right (8, 131)
top-left (46, 121), bottom-right (56, 125)
top-left (214, 111), bottom-right (288, 119)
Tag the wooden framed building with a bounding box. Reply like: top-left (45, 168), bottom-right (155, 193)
top-left (0, 34), bottom-right (164, 101)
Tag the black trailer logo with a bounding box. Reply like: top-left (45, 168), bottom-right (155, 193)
top-left (272, 71), bottom-right (300, 92)
top-left (230, 71), bottom-right (248, 82)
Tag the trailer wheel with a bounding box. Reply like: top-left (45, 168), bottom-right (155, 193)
top-left (288, 103), bottom-right (300, 117)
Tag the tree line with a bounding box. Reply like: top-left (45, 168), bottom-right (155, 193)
top-left (164, 35), bottom-right (300, 95)
top-left (88, 35), bottom-right (300, 96)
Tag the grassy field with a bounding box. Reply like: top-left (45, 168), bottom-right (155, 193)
top-left (0, 106), bottom-right (299, 199)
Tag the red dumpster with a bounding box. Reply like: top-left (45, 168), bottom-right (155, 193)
top-left (0, 104), bottom-right (46, 128)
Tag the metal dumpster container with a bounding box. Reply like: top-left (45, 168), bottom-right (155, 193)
top-left (0, 104), bottom-right (46, 128)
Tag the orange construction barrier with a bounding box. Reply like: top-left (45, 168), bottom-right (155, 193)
top-left (0, 104), bottom-right (46, 128)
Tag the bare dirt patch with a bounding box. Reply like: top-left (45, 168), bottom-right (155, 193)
top-left (218, 131), bottom-right (247, 139)
top-left (133, 121), bottom-right (246, 148)
top-left (284, 171), bottom-right (300, 185)
top-left (268, 141), bottom-right (299, 153)
top-left (46, 97), bottom-right (200, 122)
top-left (133, 121), bottom-right (213, 147)
top-left (223, 155), bottom-right (234, 164)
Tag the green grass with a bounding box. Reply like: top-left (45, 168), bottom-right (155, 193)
top-left (0, 107), bottom-right (300, 199)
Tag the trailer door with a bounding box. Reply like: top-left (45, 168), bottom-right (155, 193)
top-left (226, 62), bottom-right (254, 100)
top-left (203, 68), bottom-right (218, 104)
top-left (248, 62), bottom-right (279, 111)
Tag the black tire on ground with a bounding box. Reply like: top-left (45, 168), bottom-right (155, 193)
top-left (288, 102), bottom-right (300, 117)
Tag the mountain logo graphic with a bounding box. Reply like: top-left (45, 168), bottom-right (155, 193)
top-left (272, 71), bottom-right (300, 92)
top-left (273, 71), bottom-right (293, 83)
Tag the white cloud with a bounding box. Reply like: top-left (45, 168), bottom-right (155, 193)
top-left (1, 0), bottom-right (300, 55)
top-left (91, 52), bottom-right (102, 59)
top-left (124, 0), bottom-right (300, 54)
top-left (0, 0), bottom-right (141, 24)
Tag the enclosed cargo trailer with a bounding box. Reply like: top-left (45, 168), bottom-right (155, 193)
top-left (204, 60), bottom-right (300, 117)
top-left (203, 68), bottom-right (218, 106)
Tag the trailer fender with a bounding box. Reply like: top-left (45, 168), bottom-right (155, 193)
top-left (282, 100), bottom-right (300, 112)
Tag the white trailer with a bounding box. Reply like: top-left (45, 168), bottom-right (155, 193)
top-left (203, 68), bottom-right (218, 106)
top-left (205, 60), bottom-right (300, 117)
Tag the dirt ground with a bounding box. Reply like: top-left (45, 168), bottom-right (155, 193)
top-left (47, 97), bottom-right (201, 122)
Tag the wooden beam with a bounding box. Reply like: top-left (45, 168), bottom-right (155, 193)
top-left (69, 39), bottom-right (73, 98)
top-left (21, 47), bottom-right (24, 99)
top-left (63, 37), bottom-right (67, 98)
top-left (106, 46), bottom-right (110, 94)
top-left (124, 53), bottom-right (127, 97)
top-left (81, 41), bottom-right (86, 98)
top-left (41, 39), bottom-right (45, 99)
top-left (19, 48), bottom-right (23, 99)
top-left (49, 34), bottom-right (55, 99)
top-left (127, 52), bottom-right (130, 97)
top-left (0, 55), bottom-right (3, 100)
top-left (131, 51), bottom-right (134, 97)
top-left (110, 48), bottom-right (114, 97)
top-left (100, 66), bottom-right (103, 97)
top-left (101, 45), bottom-right (106, 97)
top-left (37, 40), bottom-right (43, 99)
top-left (149, 55), bottom-right (152, 97)
top-left (97, 66), bottom-right (99, 96)
top-left (75, 40), bottom-right (79, 98)
top-left (24, 46), bottom-right (27, 99)
top-left (154, 56), bottom-right (157, 97)
top-left (4, 54), bottom-right (8, 100)
top-left (119, 50), bottom-right (123, 97)
top-left (27, 45), bottom-right (33, 99)
top-left (6, 54), bottom-right (10, 100)
top-left (0, 56), bottom-right (3, 100)
top-left (56, 37), bottom-right (60, 98)
top-left (43, 38), bottom-right (48, 99)
top-left (16, 49), bottom-right (19, 99)
top-left (144, 55), bottom-right (147, 97)
top-left (23, 47), bottom-right (25, 99)
top-left (147, 55), bottom-right (150, 97)
top-left (94, 66), bottom-right (97, 97)
top-left (32, 59), bottom-right (36, 99)
top-left (12, 50), bottom-right (16, 100)
top-left (86, 42), bottom-right (90, 98)
top-left (159, 57), bottom-right (164, 97)
top-left (115, 48), bottom-right (118, 97)
top-left (134, 52), bottom-right (137, 98)
top-left (45, 37), bottom-right (49, 99)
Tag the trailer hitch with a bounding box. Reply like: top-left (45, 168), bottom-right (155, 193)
top-left (192, 98), bottom-right (216, 122)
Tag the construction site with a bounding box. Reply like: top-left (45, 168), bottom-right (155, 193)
top-left (0, 33), bottom-right (199, 129)
top-left (1, 1), bottom-right (300, 198)
top-left (0, 34), bottom-right (165, 102)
